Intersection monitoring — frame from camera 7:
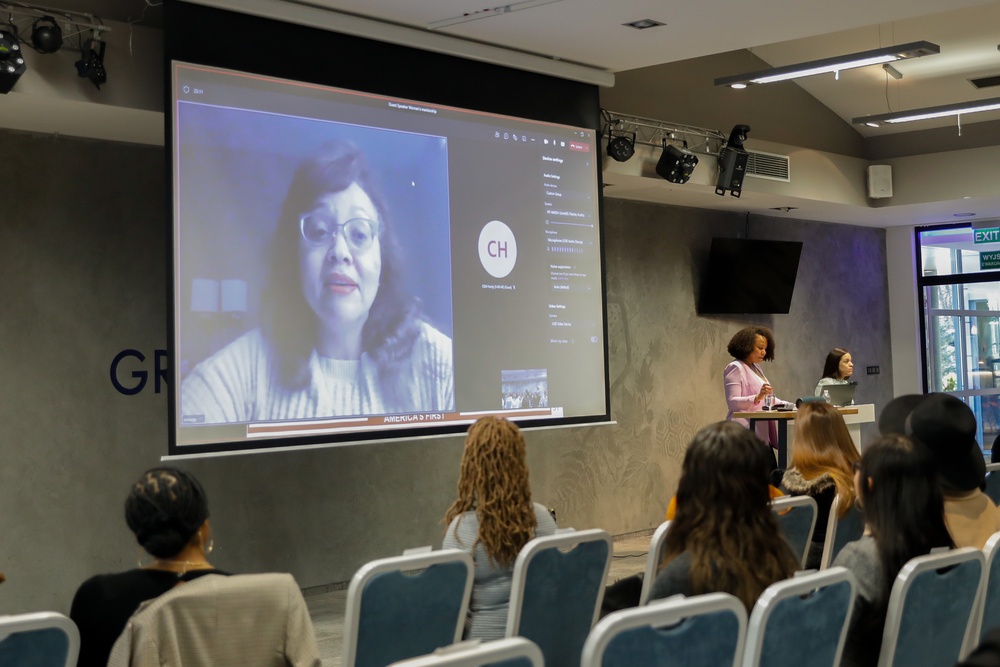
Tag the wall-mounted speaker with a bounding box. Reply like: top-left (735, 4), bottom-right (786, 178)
top-left (867, 165), bottom-right (892, 199)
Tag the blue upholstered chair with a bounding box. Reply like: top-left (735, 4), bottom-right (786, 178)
top-left (389, 637), bottom-right (543, 667)
top-left (581, 592), bottom-right (748, 667)
top-left (878, 547), bottom-right (985, 667)
top-left (771, 495), bottom-right (818, 569)
top-left (506, 528), bottom-right (613, 667)
top-left (638, 520), bottom-right (671, 606)
top-left (0, 611), bottom-right (79, 667)
top-left (742, 567), bottom-right (856, 667)
top-left (985, 463), bottom-right (1000, 506)
top-left (819, 494), bottom-right (866, 570)
top-left (343, 547), bottom-right (474, 667)
top-left (972, 531), bottom-right (1000, 645)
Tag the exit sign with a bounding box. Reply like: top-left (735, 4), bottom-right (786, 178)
top-left (982, 251), bottom-right (1000, 270)
top-left (975, 228), bottom-right (1000, 244)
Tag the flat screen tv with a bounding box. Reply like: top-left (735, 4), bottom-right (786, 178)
top-left (166, 3), bottom-right (609, 455)
top-left (698, 238), bottom-right (802, 314)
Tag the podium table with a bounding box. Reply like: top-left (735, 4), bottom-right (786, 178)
top-left (733, 407), bottom-right (860, 468)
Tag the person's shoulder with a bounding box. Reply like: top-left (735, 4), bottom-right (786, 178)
top-left (724, 360), bottom-right (744, 374)
top-left (415, 320), bottom-right (452, 349)
top-left (532, 502), bottom-right (557, 534)
top-left (833, 535), bottom-right (876, 566)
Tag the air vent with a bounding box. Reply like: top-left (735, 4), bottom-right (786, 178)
top-left (970, 74), bottom-right (1000, 89)
top-left (746, 150), bottom-right (790, 182)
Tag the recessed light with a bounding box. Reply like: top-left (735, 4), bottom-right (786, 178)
top-left (623, 19), bottom-right (664, 29)
top-left (769, 207), bottom-right (798, 212)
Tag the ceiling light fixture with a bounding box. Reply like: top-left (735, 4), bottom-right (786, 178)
top-left (715, 41), bottom-right (939, 88)
top-left (0, 27), bottom-right (27, 94)
top-left (853, 97), bottom-right (1000, 126)
top-left (428, 0), bottom-right (563, 29)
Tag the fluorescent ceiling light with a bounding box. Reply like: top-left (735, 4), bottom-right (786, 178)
top-left (853, 97), bottom-right (1000, 125)
top-left (715, 41), bottom-right (939, 88)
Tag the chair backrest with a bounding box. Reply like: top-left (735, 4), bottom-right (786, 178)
top-left (506, 528), bottom-right (613, 667)
top-left (771, 496), bottom-right (818, 569)
top-left (819, 494), bottom-right (866, 570)
top-left (389, 637), bottom-right (543, 667)
top-left (974, 531), bottom-right (1000, 644)
top-left (581, 592), bottom-right (748, 667)
top-left (344, 548), bottom-right (474, 667)
top-left (108, 572), bottom-right (320, 667)
top-left (985, 463), bottom-right (1000, 505)
top-left (0, 612), bottom-right (79, 667)
top-left (878, 547), bottom-right (985, 667)
top-left (638, 521), bottom-right (671, 606)
top-left (742, 567), bottom-right (856, 667)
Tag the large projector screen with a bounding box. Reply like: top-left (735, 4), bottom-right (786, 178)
top-left (166, 2), bottom-right (609, 455)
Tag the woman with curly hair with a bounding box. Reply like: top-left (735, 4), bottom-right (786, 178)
top-left (650, 421), bottom-right (799, 610)
top-left (780, 401), bottom-right (860, 569)
top-left (443, 416), bottom-right (557, 639)
top-left (181, 139), bottom-right (454, 423)
top-left (724, 325), bottom-right (787, 447)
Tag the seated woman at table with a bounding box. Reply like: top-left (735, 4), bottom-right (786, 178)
top-left (815, 347), bottom-right (853, 397)
top-left (724, 325), bottom-right (789, 448)
top-left (780, 401), bottom-right (860, 569)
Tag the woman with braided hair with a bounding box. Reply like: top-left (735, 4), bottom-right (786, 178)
top-left (443, 416), bottom-right (557, 639)
top-left (70, 467), bottom-right (229, 667)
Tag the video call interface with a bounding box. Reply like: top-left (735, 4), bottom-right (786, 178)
top-left (171, 62), bottom-right (607, 448)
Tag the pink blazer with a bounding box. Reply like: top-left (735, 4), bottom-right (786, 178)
top-left (724, 360), bottom-right (780, 446)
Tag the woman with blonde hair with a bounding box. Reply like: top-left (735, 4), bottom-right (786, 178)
top-left (443, 416), bottom-right (556, 639)
top-left (781, 401), bottom-right (860, 569)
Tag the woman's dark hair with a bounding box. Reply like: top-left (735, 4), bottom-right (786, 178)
top-left (261, 139), bottom-right (421, 393)
top-left (660, 421), bottom-right (799, 610)
top-left (727, 326), bottom-right (776, 362)
top-left (124, 467), bottom-right (209, 559)
top-left (858, 435), bottom-right (954, 613)
top-left (822, 347), bottom-right (850, 379)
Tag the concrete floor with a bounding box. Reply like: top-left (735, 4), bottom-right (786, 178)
top-left (303, 530), bottom-right (654, 667)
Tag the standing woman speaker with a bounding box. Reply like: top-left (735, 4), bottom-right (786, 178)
top-left (724, 325), bottom-right (788, 449)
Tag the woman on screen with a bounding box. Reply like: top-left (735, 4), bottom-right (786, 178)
top-left (443, 416), bottom-right (557, 640)
top-left (181, 140), bottom-right (454, 423)
top-left (71, 468), bottom-right (229, 667)
top-left (815, 347), bottom-right (853, 396)
top-left (724, 325), bottom-right (788, 449)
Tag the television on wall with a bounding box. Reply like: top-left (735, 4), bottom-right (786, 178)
top-left (697, 238), bottom-right (803, 314)
top-left (165, 2), bottom-right (610, 456)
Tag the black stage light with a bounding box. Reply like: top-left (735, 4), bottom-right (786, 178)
top-left (715, 124), bottom-right (751, 197)
top-left (31, 16), bottom-right (63, 54)
top-left (0, 29), bottom-right (27, 95)
top-left (606, 132), bottom-right (635, 162)
top-left (655, 144), bottom-right (699, 184)
top-left (75, 38), bottom-right (107, 90)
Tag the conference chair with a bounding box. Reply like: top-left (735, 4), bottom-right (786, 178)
top-left (389, 637), bottom-right (543, 667)
top-left (770, 495), bottom-right (818, 569)
top-left (344, 548), bottom-right (474, 667)
top-left (742, 567), bottom-right (856, 667)
top-left (0, 612), bottom-right (79, 667)
top-left (581, 592), bottom-right (747, 667)
top-left (107, 573), bottom-right (319, 667)
top-left (971, 531), bottom-right (1000, 645)
top-left (985, 463), bottom-right (1000, 506)
top-left (506, 528), bottom-right (613, 667)
top-left (878, 547), bottom-right (985, 667)
top-left (638, 520), bottom-right (671, 606)
top-left (819, 494), bottom-right (866, 570)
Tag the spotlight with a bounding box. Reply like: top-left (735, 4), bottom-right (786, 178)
top-left (606, 131), bottom-right (635, 162)
top-left (715, 124), bottom-right (751, 198)
top-left (31, 16), bottom-right (63, 54)
top-left (655, 144), bottom-right (699, 184)
top-left (0, 28), bottom-right (27, 95)
top-left (75, 38), bottom-right (107, 90)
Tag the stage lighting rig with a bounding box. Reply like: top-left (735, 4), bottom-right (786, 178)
top-left (715, 124), bottom-right (751, 197)
top-left (0, 26), bottom-right (27, 94)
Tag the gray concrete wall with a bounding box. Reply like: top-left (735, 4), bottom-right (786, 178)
top-left (0, 129), bottom-right (893, 614)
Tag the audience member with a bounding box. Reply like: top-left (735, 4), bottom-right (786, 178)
top-left (833, 434), bottom-right (955, 667)
top-left (649, 421), bottom-right (799, 610)
top-left (70, 467), bottom-right (228, 667)
top-left (908, 393), bottom-right (1000, 549)
top-left (780, 401), bottom-right (860, 569)
top-left (958, 627), bottom-right (1000, 667)
top-left (442, 416), bottom-right (557, 639)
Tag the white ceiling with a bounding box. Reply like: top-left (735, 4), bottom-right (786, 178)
top-left (28, 0), bottom-right (1000, 227)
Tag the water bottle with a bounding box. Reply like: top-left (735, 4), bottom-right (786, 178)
top-left (822, 389), bottom-right (832, 404)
